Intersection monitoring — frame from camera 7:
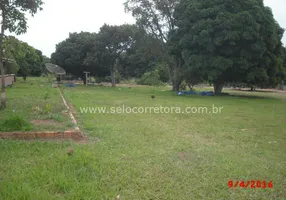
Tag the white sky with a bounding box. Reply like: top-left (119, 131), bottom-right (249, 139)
top-left (14, 0), bottom-right (286, 57)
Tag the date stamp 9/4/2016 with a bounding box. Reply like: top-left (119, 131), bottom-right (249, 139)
top-left (228, 180), bottom-right (273, 189)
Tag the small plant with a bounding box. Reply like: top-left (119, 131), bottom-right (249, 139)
top-left (137, 70), bottom-right (163, 86)
top-left (47, 113), bottom-right (63, 122)
top-left (45, 103), bottom-right (51, 114)
top-left (0, 115), bottom-right (33, 132)
top-left (47, 74), bottom-right (54, 83)
top-left (44, 91), bottom-right (50, 101)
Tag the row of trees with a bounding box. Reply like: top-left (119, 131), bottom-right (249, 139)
top-left (52, 0), bottom-right (286, 94)
top-left (51, 24), bottom-right (168, 86)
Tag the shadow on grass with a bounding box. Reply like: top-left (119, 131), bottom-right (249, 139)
top-left (170, 91), bottom-right (276, 100)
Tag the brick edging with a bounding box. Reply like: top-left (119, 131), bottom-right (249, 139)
top-left (0, 131), bottom-right (85, 141)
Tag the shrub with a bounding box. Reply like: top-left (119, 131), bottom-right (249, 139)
top-left (137, 70), bottom-right (163, 86)
top-left (180, 81), bottom-right (187, 91)
top-left (156, 62), bottom-right (170, 83)
top-left (0, 115), bottom-right (33, 132)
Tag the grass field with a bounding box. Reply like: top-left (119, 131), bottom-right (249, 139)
top-left (0, 78), bottom-right (73, 131)
top-left (0, 79), bottom-right (285, 199)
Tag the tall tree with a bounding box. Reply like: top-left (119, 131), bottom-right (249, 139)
top-left (171, 0), bottom-right (285, 94)
top-left (86, 24), bottom-right (136, 87)
top-left (119, 31), bottom-right (165, 79)
top-left (124, 0), bottom-right (182, 91)
top-left (17, 42), bottom-right (41, 80)
top-left (0, 0), bottom-right (43, 109)
top-left (51, 32), bottom-right (107, 84)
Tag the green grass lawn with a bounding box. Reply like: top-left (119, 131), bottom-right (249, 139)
top-left (0, 78), bottom-right (74, 131)
top-left (0, 80), bottom-right (285, 199)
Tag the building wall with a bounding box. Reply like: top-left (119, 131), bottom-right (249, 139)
top-left (0, 75), bottom-right (15, 87)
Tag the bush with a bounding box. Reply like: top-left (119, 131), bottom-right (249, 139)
top-left (137, 70), bottom-right (163, 86)
top-left (156, 62), bottom-right (170, 83)
top-left (0, 115), bottom-right (33, 132)
top-left (180, 81), bottom-right (187, 91)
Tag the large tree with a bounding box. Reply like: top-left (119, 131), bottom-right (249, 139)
top-left (16, 42), bottom-right (42, 80)
top-left (119, 31), bottom-right (165, 79)
top-left (170, 0), bottom-right (285, 94)
top-left (51, 32), bottom-right (107, 84)
top-left (85, 24), bottom-right (136, 87)
top-left (0, 0), bottom-right (43, 109)
top-left (124, 0), bottom-right (182, 91)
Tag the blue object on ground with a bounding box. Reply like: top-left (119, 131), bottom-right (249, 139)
top-left (183, 91), bottom-right (195, 95)
top-left (65, 83), bottom-right (76, 87)
top-left (199, 92), bottom-right (206, 96)
top-left (206, 91), bottom-right (215, 96)
top-left (199, 91), bottom-right (215, 96)
top-left (178, 91), bottom-right (214, 96)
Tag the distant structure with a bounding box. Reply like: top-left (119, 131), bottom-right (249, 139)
top-left (0, 74), bottom-right (15, 87)
top-left (84, 71), bottom-right (90, 85)
top-left (0, 58), bottom-right (16, 87)
top-left (45, 63), bottom-right (66, 76)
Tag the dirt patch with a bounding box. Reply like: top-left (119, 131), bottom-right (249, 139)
top-left (177, 152), bottom-right (196, 161)
top-left (32, 119), bottom-right (63, 127)
top-left (178, 152), bottom-right (188, 160)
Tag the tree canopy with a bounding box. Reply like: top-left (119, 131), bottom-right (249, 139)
top-left (2, 36), bottom-right (45, 78)
top-left (85, 24), bottom-right (137, 87)
top-left (170, 0), bottom-right (285, 94)
top-left (124, 0), bottom-right (183, 91)
top-left (51, 0), bottom-right (285, 94)
top-left (51, 32), bottom-right (104, 84)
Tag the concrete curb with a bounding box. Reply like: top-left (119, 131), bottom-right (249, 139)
top-left (58, 88), bottom-right (80, 131)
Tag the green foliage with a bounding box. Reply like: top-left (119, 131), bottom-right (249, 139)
top-left (137, 69), bottom-right (163, 86)
top-left (44, 91), bottom-right (50, 101)
top-left (170, 0), bottom-right (285, 93)
top-left (86, 24), bottom-right (138, 86)
top-left (17, 42), bottom-right (42, 79)
top-left (125, 0), bottom-right (182, 91)
top-left (0, 115), bottom-right (33, 132)
top-left (51, 32), bottom-right (107, 84)
top-left (46, 74), bottom-right (54, 83)
top-left (3, 36), bottom-right (45, 77)
top-left (0, 0), bottom-right (43, 109)
top-left (0, 1), bottom-right (43, 35)
top-left (45, 103), bottom-right (51, 114)
top-left (180, 81), bottom-right (187, 91)
top-left (119, 33), bottom-right (166, 79)
top-left (156, 62), bottom-right (170, 83)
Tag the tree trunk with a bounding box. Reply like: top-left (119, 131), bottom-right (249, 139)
top-left (110, 69), bottom-right (116, 87)
top-left (0, 61), bottom-right (6, 109)
top-left (171, 61), bottom-right (181, 91)
top-left (280, 80), bottom-right (284, 91)
top-left (0, 13), bottom-right (6, 109)
top-left (82, 76), bottom-right (87, 85)
top-left (214, 82), bottom-right (224, 95)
